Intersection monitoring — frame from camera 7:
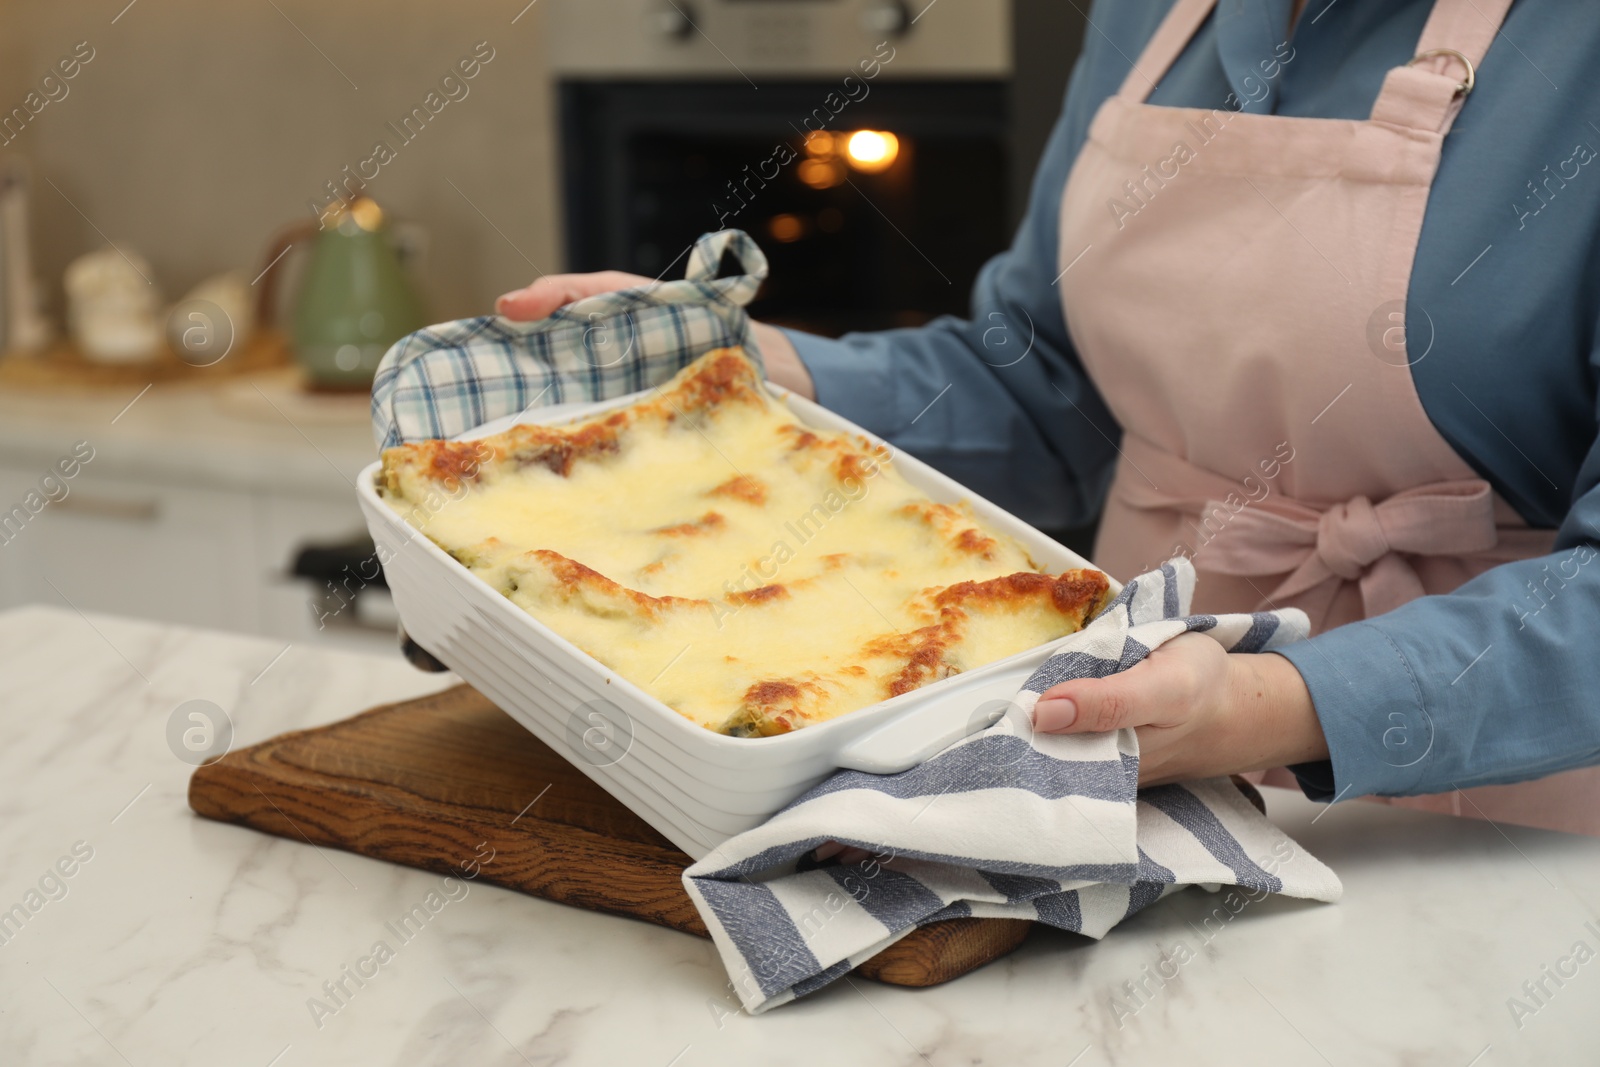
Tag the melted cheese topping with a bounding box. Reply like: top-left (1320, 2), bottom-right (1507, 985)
top-left (380, 350), bottom-right (1109, 735)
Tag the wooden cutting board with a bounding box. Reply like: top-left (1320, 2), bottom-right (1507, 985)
top-left (187, 684), bottom-right (1032, 988)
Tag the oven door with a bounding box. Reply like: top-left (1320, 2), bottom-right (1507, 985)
top-left (560, 79), bottom-right (1008, 337)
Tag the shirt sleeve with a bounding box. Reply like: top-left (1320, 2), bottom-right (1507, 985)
top-left (782, 42), bottom-right (1125, 530)
top-left (1278, 383), bottom-right (1600, 802)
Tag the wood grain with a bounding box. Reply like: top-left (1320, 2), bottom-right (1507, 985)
top-left (188, 684), bottom-right (1032, 987)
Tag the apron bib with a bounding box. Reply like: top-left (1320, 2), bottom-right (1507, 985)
top-left (1057, 0), bottom-right (1600, 835)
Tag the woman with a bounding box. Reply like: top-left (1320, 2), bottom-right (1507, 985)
top-left (495, 0), bottom-right (1600, 835)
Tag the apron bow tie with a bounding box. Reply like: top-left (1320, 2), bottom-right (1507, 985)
top-left (1200, 480), bottom-right (1501, 617)
top-left (1315, 494), bottom-right (1392, 580)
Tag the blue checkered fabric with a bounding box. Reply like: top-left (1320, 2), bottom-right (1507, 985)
top-left (371, 229), bottom-right (769, 449)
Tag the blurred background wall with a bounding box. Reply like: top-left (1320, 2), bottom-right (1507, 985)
top-left (3, 0), bottom-right (560, 323)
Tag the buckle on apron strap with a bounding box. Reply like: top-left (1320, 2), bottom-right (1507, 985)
top-left (1408, 48), bottom-right (1476, 97)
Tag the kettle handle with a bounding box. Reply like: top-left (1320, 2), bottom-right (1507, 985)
top-left (253, 218), bottom-right (319, 331)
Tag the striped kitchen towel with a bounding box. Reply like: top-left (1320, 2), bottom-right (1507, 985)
top-left (683, 558), bottom-right (1342, 1014)
top-left (370, 229), bottom-right (767, 450)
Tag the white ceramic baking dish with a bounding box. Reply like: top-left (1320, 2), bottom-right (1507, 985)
top-left (358, 384), bottom-right (1117, 859)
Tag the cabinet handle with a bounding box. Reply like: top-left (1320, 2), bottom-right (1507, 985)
top-left (52, 496), bottom-right (161, 522)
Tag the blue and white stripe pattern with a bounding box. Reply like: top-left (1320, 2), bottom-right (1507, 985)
top-left (683, 559), bottom-right (1342, 1013)
top-left (370, 229), bottom-right (768, 450)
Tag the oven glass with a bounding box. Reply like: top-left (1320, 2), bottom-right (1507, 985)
top-left (561, 80), bottom-right (1008, 337)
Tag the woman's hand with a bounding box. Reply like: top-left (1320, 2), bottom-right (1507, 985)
top-left (811, 637), bottom-right (1328, 864)
top-left (495, 271), bottom-right (654, 320)
top-left (494, 272), bottom-right (817, 399)
top-left (1032, 634), bottom-right (1329, 785)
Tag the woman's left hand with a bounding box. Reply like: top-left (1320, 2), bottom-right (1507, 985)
top-left (811, 635), bottom-right (1330, 865)
top-left (1031, 633), bottom-right (1329, 785)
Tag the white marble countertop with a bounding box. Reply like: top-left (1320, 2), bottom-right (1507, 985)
top-left (4, 604), bottom-right (1599, 1066)
top-left (0, 371), bottom-right (375, 496)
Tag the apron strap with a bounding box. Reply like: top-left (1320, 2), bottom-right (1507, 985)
top-left (1369, 0), bottom-right (1514, 135)
top-left (1115, 0), bottom-right (1217, 103)
top-left (1119, 0), bottom-right (1515, 135)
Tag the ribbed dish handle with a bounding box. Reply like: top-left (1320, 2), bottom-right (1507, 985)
top-left (832, 665), bottom-right (1038, 775)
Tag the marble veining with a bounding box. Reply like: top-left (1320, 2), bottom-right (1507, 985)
top-left (2, 604), bottom-right (1598, 1065)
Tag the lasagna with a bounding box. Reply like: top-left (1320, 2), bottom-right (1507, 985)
top-left (378, 349), bottom-right (1109, 736)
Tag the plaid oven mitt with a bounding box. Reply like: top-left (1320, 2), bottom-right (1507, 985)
top-left (370, 229), bottom-right (768, 450)
top-left (683, 557), bottom-right (1343, 1014)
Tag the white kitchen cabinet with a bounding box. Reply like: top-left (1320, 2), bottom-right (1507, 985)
top-left (0, 464), bottom-right (260, 632)
top-left (0, 381), bottom-right (403, 656)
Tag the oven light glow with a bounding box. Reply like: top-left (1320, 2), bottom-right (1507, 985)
top-left (768, 213), bottom-right (806, 243)
top-left (803, 131), bottom-right (839, 159)
top-left (798, 158), bottom-right (844, 189)
top-left (845, 130), bottom-right (899, 172)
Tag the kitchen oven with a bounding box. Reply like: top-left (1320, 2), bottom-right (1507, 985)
top-left (547, 0), bottom-right (1081, 338)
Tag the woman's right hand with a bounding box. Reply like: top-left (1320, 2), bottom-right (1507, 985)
top-left (495, 272), bottom-right (817, 399)
top-left (495, 272), bottom-right (655, 320)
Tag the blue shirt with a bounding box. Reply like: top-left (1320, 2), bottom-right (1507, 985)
top-left (784, 0), bottom-right (1600, 803)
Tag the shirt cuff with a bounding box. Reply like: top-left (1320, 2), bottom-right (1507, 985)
top-left (779, 328), bottom-right (903, 436)
top-left (1275, 621), bottom-right (1435, 802)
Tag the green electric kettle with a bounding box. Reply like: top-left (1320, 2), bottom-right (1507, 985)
top-left (257, 197), bottom-right (428, 390)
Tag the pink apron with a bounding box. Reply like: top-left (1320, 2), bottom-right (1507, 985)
top-left (1057, 0), bottom-right (1600, 836)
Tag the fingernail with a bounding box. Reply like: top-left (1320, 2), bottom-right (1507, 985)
top-left (1032, 697), bottom-right (1076, 731)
